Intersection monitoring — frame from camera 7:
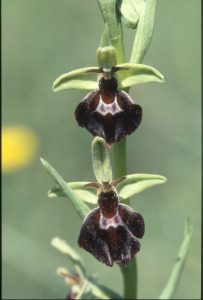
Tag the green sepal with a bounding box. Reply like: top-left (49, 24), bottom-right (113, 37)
top-left (48, 181), bottom-right (97, 205)
top-left (130, 0), bottom-right (157, 63)
top-left (117, 0), bottom-right (145, 29)
top-left (52, 67), bottom-right (99, 92)
top-left (91, 137), bottom-right (112, 183)
top-left (97, 46), bottom-right (117, 71)
top-left (117, 173), bottom-right (167, 200)
top-left (40, 158), bottom-right (90, 219)
top-left (117, 63), bottom-right (164, 88)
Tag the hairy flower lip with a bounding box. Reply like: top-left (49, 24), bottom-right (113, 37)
top-left (78, 191), bottom-right (145, 267)
top-left (75, 76), bottom-right (142, 144)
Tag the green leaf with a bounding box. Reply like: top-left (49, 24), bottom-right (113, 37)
top-left (117, 0), bottom-right (145, 29)
top-left (117, 63), bottom-right (164, 88)
top-left (88, 283), bottom-right (111, 299)
top-left (159, 218), bottom-right (193, 299)
top-left (94, 284), bottom-right (122, 299)
top-left (51, 237), bottom-right (85, 274)
top-left (52, 67), bottom-right (99, 92)
top-left (40, 158), bottom-right (90, 219)
top-left (76, 279), bottom-right (121, 300)
top-left (117, 173), bottom-right (167, 200)
top-left (48, 182), bottom-right (97, 205)
top-left (92, 137), bottom-right (112, 183)
top-left (75, 279), bottom-right (111, 300)
top-left (130, 0), bottom-right (157, 63)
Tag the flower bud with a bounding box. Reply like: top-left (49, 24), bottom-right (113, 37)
top-left (97, 46), bottom-right (117, 72)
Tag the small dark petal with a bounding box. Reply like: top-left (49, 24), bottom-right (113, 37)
top-left (115, 90), bottom-right (142, 139)
top-left (75, 91), bottom-right (99, 127)
top-left (118, 204), bottom-right (145, 238)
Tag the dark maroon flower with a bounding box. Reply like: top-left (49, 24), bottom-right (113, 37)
top-left (75, 76), bottom-right (142, 144)
top-left (78, 191), bottom-right (145, 267)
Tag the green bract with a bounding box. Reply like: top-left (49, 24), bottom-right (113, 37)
top-left (117, 0), bottom-right (145, 29)
top-left (92, 137), bottom-right (112, 183)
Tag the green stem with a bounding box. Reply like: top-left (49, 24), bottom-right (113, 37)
top-left (97, 1), bottom-right (137, 298)
top-left (113, 139), bottom-right (138, 300)
top-left (120, 259), bottom-right (138, 300)
top-left (113, 139), bottom-right (127, 181)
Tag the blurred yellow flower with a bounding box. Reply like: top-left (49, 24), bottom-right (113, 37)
top-left (2, 126), bottom-right (39, 173)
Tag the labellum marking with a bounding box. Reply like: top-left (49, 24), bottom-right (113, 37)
top-left (95, 96), bottom-right (123, 116)
top-left (99, 210), bottom-right (124, 229)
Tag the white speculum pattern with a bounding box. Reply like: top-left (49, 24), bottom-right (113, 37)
top-left (95, 95), bottom-right (123, 116)
top-left (99, 211), bottom-right (124, 230)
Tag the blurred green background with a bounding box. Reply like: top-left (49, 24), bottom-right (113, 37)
top-left (2, 0), bottom-right (201, 299)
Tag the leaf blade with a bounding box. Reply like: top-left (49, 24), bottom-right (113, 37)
top-left (51, 237), bottom-right (85, 272)
top-left (130, 0), bottom-right (157, 63)
top-left (159, 218), bottom-right (193, 299)
top-left (40, 158), bottom-right (90, 219)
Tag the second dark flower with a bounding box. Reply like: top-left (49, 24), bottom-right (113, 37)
top-left (78, 190), bottom-right (145, 267)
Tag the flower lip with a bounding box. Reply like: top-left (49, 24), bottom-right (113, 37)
top-left (75, 75), bottom-right (142, 144)
top-left (78, 191), bottom-right (145, 267)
